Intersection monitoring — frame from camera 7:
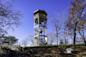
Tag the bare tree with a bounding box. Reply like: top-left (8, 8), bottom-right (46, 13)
top-left (63, 31), bottom-right (68, 45)
top-left (21, 39), bottom-right (28, 47)
top-left (53, 19), bottom-right (61, 46)
top-left (66, 0), bottom-right (86, 47)
top-left (48, 33), bottom-right (54, 45)
top-left (79, 24), bottom-right (86, 45)
top-left (0, 0), bottom-right (21, 35)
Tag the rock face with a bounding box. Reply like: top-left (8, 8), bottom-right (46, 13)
top-left (0, 46), bottom-right (86, 57)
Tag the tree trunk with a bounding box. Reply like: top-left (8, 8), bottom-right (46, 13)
top-left (79, 31), bottom-right (86, 46)
top-left (73, 21), bottom-right (78, 48)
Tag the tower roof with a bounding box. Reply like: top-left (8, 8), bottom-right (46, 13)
top-left (34, 9), bottom-right (47, 15)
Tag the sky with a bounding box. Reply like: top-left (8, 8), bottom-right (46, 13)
top-left (7, 0), bottom-right (72, 46)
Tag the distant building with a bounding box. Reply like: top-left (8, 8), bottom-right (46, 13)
top-left (33, 9), bottom-right (48, 46)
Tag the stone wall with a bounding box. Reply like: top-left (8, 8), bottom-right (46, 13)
top-left (23, 46), bottom-right (86, 57)
top-left (0, 46), bottom-right (86, 57)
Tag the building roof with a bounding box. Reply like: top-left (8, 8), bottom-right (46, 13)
top-left (34, 9), bottom-right (47, 15)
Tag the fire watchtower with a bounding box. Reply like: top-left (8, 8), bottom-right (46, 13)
top-left (33, 9), bottom-right (48, 46)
